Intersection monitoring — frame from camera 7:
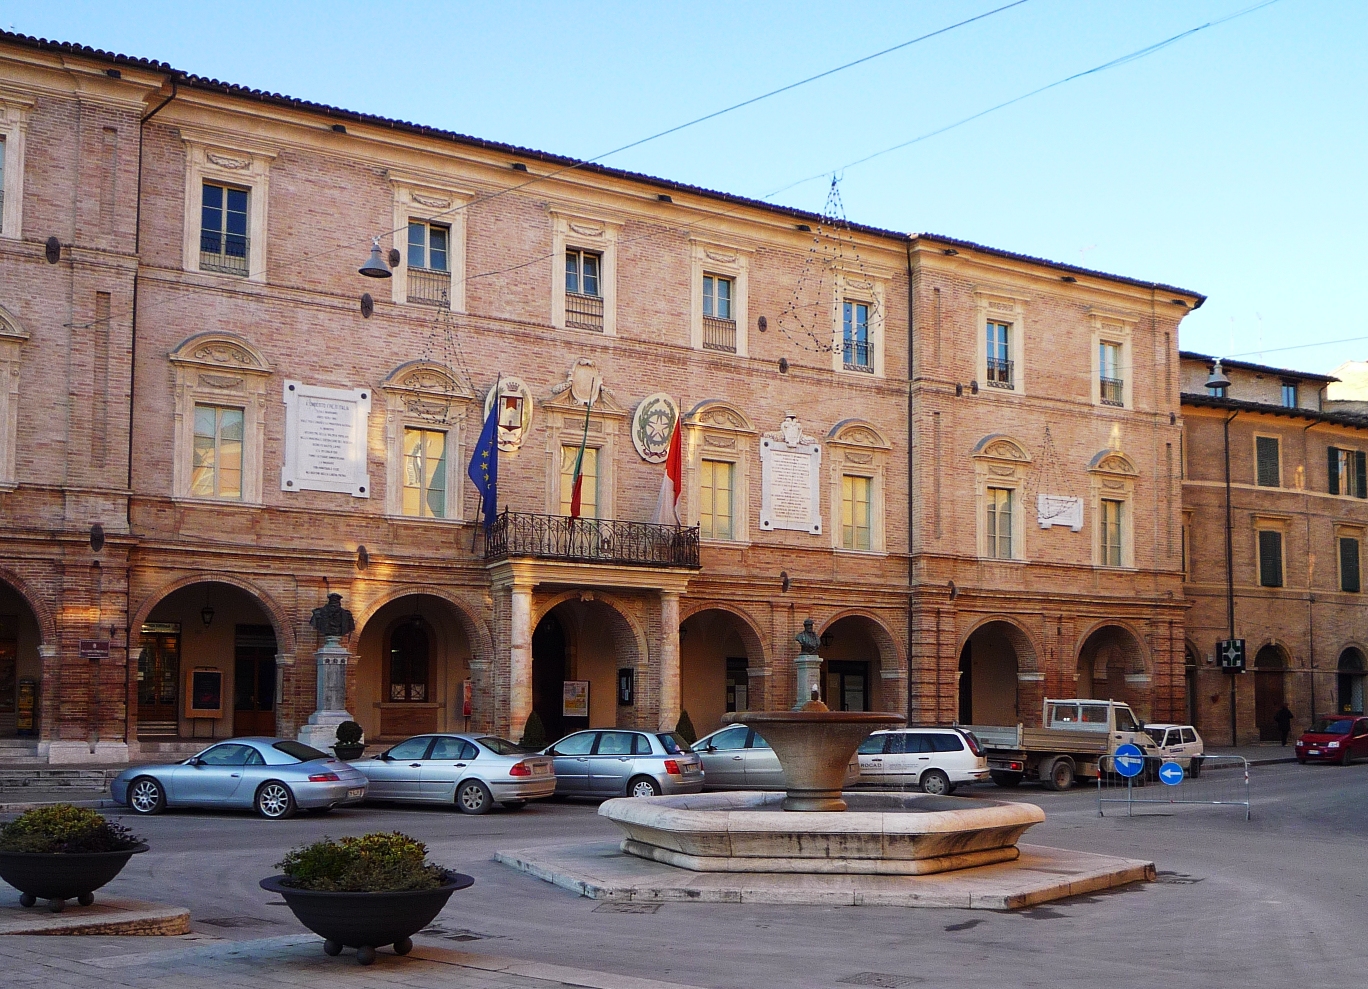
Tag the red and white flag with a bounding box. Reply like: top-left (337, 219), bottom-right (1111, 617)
top-left (653, 420), bottom-right (682, 525)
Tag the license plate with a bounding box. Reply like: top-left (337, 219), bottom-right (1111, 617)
top-left (682, 763), bottom-right (700, 774)
top-left (533, 763), bottom-right (550, 775)
top-left (1307, 750), bottom-right (1319, 756)
top-left (348, 787), bottom-right (365, 798)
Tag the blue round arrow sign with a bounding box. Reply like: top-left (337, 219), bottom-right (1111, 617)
top-left (1113, 743), bottom-right (1145, 778)
top-left (1158, 761), bottom-right (1185, 785)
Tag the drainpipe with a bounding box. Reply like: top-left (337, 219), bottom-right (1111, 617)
top-left (1224, 410), bottom-right (1239, 745)
top-left (905, 237), bottom-right (916, 724)
top-left (1303, 418), bottom-right (1318, 725)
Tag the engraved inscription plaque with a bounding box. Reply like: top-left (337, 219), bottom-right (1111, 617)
top-left (282, 380), bottom-right (372, 497)
top-left (760, 434), bottom-right (822, 534)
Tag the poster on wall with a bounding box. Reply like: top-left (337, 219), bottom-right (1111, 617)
top-left (16, 678), bottom-right (35, 735)
top-left (186, 667), bottom-right (225, 718)
top-left (462, 678), bottom-right (473, 719)
top-left (618, 668), bottom-right (635, 706)
top-left (563, 681), bottom-right (589, 718)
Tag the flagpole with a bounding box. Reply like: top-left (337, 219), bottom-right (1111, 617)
top-left (470, 373), bottom-right (501, 553)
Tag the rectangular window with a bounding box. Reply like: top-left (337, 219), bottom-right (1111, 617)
top-left (407, 221), bottom-right (449, 271)
top-left (1327, 447), bottom-right (1368, 498)
top-left (842, 300), bottom-right (872, 371)
top-left (699, 459), bottom-right (734, 540)
top-left (841, 474), bottom-right (872, 551)
top-left (559, 445), bottom-right (598, 518)
top-left (1340, 536), bottom-right (1361, 593)
top-left (1282, 381), bottom-right (1298, 408)
top-left (401, 428), bottom-right (447, 518)
top-left (199, 182), bottom-right (249, 276)
top-left (1099, 341), bottom-right (1123, 406)
top-left (565, 249), bottom-right (604, 330)
top-left (703, 275), bottom-right (733, 320)
top-left (191, 404), bottom-right (244, 499)
top-left (1101, 498), bottom-right (1123, 567)
top-left (0, 135), bottom-right (6, 234)
top-left (1207, 382), bottom-right (1228, 398)
top-left (986, 320), bottom-right (1012, 388)
top-left (986, 487), bottom-right (1013, 560)
top-left (1258, 530), bottom-right (1283, 588)
top-left (1255, 436), bottom-right (1280, 488)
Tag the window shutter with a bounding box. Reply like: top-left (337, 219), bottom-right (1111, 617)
top-left (1356, 450), bottom-right (1367, 499)
top-left (1255, 437), bottom-right (1280, 487)
top-left (1258, 530), bottom-right (1283, 588)
top-left (1341, 538), bottom-right (1361, 594)
top-left (1328, 447), bottom-right (1340, 495)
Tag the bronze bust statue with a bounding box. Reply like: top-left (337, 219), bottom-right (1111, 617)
top-left (795, 618), bottom-right (820, 656)
top-left (310, 592), bottom-right (355, 639)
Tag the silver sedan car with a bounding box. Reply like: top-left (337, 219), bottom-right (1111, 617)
top-left (544, 729), bottom-right (703, 798)
top-left (352, 734), bottom-right (556, 814)
top-left (111, 738), bottom-right (367, 819)
top-left (695, 725), bottom-right (860, 790)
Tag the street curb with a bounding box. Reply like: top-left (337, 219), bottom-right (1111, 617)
top-left (0, 895), bottom-right (189, 936)
top-left (0, 797), bottom-right (114, 813)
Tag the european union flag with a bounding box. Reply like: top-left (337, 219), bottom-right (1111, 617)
top-left (468, 395), bottom-right (499, 528)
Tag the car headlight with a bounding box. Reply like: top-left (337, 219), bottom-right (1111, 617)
top-left (1327, 741), bottom-right (1340, 749)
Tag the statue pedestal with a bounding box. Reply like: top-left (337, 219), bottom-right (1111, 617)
top-left (297, 636), bottom-right (354, 751)
top-left (793, 651), bottom-right (822, 711)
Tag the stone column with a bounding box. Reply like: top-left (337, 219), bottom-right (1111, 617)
top-left (657, 591), bottom-right (680, 731)
top-left (296, 636), bottom-right (354, 751)
top-left (509, 583), bottom-right (534, 739)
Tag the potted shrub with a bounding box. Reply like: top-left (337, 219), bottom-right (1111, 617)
top-left (332, 720), bottom-right (366, 761)
top-left (260, 831), bottom-right (472, 965)
top-left (0, 804), bottom-right (147, 913)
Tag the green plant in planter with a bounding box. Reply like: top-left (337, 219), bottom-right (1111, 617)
top-left (335, 721), bottom-right (364, 746)
top-left (277, 832), bottom-right (447, 892)
top-left (675, 709), bottom-right (697, 745)
top-left (0, 805), bottom-right (142, 854)
top-left (520, 710), bottom-right (548, 750)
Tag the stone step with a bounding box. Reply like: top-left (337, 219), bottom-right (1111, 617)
top-left (0, 767), bottom-right (122, 791)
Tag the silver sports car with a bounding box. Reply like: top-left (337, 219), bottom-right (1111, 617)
top-left (111, 738), bottom-right (367, 819)
top-left (353, 734), bottom-right (556, 814)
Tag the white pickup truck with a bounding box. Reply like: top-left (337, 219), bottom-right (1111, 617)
top-left (965, 698), bottom-right (1159, 790)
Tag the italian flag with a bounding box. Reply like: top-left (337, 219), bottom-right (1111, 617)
top-left (568, 399), bottom-right (593, 519)
top-left (653, 419), bottom-right (682, 526)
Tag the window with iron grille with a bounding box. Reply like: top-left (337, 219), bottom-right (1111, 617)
top-left (407, 221), bottom-right (451, 306)
top-left (843, 300), bottom-right (872, 371)
top-left (702, 274), bottom-right (736, 352)
top-left (565, 249), bottom-right (604, 330)
top-left (1340, 536), bottom-right (1361, 593)
top-left (986, 320), bottom-right (1013, 388)
top-left (986, 487), bottom-right (1013, 559)
top-left (388, 620), bottom-right (429, 702)
top-left (1327, 446), bottom-right (1367, 498)
top-left (699, 459), bottom-right (734, 540)
top-left (1099, 341), bottom-right (1123, 406)
top-left (1258, 530), bottom-right (1283, 588)
top-left (191, 404), bottom-right (244, 500)
top-left (402, 427), bottom-right (447, 518)
top-left (1255, 436), bottom-right (1280, 487)
top-left (1100, 498), bottom-right (1123, 567)
top-left (200, 182), bottom-right (248, 276)
top-left (842, 474), bottom-right (872, 551)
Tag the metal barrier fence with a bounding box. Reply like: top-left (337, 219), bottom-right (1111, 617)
top-left (1096, 753), bottom-right (1250, 820)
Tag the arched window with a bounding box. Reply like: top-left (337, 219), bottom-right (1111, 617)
top-left (1339, 649), bottom-right (1365, 715)
top-left (388, 621), bottom-right (430, 702)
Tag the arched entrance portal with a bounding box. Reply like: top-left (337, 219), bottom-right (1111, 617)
top-left (1253, 644), bottom-right (1287, 741)
top-left (1337, 648), bottom-right (1365, 715)
top-left (820, 615), bottom-right (896, 714)
top-left (0, 580), bottom-right (43, 738)
top-left (1184, 643), bottom-right (1201, 725)
top-left (532, 613), bottom-right (570, 742)
top-left (679, 608), bottom-right (765, 735)
top-left (958, 621), bottom-right (1031, 725)
top-left (138, 581), bottom-right (281, 740)
top-left (356, 594), bottom-right (473, 742)
top-left (533, 597), bottom-right (644, 743)
top-left (1076, 624), bottom-right (1150, 721)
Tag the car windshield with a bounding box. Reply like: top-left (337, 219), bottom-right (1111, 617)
top-left (1144, 728), bottom-right (1167, 744)
top-left (657, 732), bottom-right (692, 755)
top-left (1311, 719), bottom-right (1354, 735)
top-left (477, 737), bottom-right (529, 755)
top-left (272, 740), bottom-right (329, 763)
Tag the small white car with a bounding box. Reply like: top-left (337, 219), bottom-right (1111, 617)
top-left (1144, 723), bottom-right (1205, 775)
top-left (856, 727), bottom-right (988, 795)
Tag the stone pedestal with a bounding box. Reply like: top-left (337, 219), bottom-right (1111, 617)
top-left (297, 636), bottom-right (353, 751)
top-left (793, 650), bottom-right (822, 710)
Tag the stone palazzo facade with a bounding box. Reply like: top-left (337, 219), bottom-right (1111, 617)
top-left (0, 32), bottom-right (1205, 762)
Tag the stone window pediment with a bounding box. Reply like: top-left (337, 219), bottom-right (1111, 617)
top-left (974, 434), bottom-right (1032, 464)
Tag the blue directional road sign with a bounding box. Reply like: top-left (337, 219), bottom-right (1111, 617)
top-left (1158, 761), bottom-right (1185, 786)
top-left (1113, 743), bottom-right (1145, 778)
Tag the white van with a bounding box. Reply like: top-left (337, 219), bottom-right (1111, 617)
top-left (1144, 723), bottom-right (1205, 773)
top-left (856, 727), bottom-right (988, 795)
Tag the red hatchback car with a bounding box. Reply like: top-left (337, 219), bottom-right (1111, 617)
top-left (1295, 716), bottom-right (1368, 765)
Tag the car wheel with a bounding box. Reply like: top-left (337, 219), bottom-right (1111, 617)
top-left (989, 770), bottom-right (1023, 788)
top-left (1042, 757), bottom-right (1075, 791)
top-left (919, 769), bottom-right (951, 796)
top-left (500, 800), bottom-right (528, 811)
top-left (1341, 747), bottom-right (1353, 766)
top-left (1188, 757), bottom-right (1203, 780)
top-left (127, 776), bottom-right (166, 815)
top-left (627, 776), bottom-right (661, 798)
top-left (456, 779), bottom-right (493, 815)
top-left (255, 781), bottom-right (297, 819)
top-left (1296, 757), bottom-right (1307, 765)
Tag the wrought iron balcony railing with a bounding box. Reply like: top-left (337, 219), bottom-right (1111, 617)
top-left (843, 339), bottom-right (874, 372)
top-left (485, 511), bottom-right (700, 568)
top-left (1100, 376), bottom-right (1125, 406)
top-left (200, 231), bottom-right (249, 276)
top-left (986, 357), bottom-right (1014, 388)
top-left (702, 315), bottom-right (737, 353)
top-left (407, 266), bottom-right (451, 307)
top-left (565, 292), bottom-right (604, 331)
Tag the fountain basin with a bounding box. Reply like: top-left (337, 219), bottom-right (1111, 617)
top-left (601, 791), bottom-right (1045, 875)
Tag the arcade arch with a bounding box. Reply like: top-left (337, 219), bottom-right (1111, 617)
top-left (679, 606), bottom-right (765, 734)
top-left (958, 619), bottom-right (1036, 725)
top-left (1076, 622), bottom-right (1151, 720)
top-left (1253, 643), bottom-right (1288, 741)
top-left (1337, 647), bottom-right (1365, 716)
top-left (0, 576), bottom-right (45, 738)
top-left (531, 594), bottom-right (645, 742)
top-left (819, 613), bottom-right (898, 713)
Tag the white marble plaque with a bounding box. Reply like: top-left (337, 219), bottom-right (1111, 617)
top-left (282, 380), bottom-right (372, 497)
top-left (1036, 494), bottom-right (1083, 531)
top-left (760, 437), bottom-right (822, 534)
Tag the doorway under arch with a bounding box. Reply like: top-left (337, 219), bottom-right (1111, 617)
top-left (533, 596), bottom-right (645, 742)
top-left (958, 621), bottom-right (1032, 725)
top-left (679, 608), bottom-right (765, 735)
top-left (0, 579), bottom-right (45, 739)
top-left (1076, 624), bottom-right (1151, 720)
top-left (1254, 644), bottom-right (1287, 741)
top-left (1338, 648), bottom-right (1365, 715)
top-left (820, 615), bottom-right (897, 713)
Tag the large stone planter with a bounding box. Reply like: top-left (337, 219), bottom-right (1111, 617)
top-left (259, 873), bottom-right (474, 965)
top-left (0, 844), bottom-right (148, 912)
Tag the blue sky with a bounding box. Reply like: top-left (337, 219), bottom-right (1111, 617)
top-left (3, 0), bottom-right (1362, 374)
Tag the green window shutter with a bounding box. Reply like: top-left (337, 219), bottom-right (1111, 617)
top-left (1255, 437), bottom-right (1280, 487)
top-left (1341, 538), bottom-right (1361, 593)
top-left (1356, 451), bottom-right (1367, 499)
top-left (1258, 530), bottom-right (1283, 588)
top-left (1328, 446), bottom-right (1340, 495)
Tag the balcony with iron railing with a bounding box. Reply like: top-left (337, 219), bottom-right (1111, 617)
top-left (566, 292), bottom-right (604, 331)
top-left (485, 511), bottom-right (700, 569)
top-left (200, 230), bottom-right (249, 277)
top-left (843, 339), bottom-right (874, 373)
top-left (1100, 376), bottom-right (1124, 406)
top-left (407, 266), bottom-right (451, 307)
top-left (702, 315), bottom-right (737, 353)
top-left (986, 357), bottom-right (1014, 389)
